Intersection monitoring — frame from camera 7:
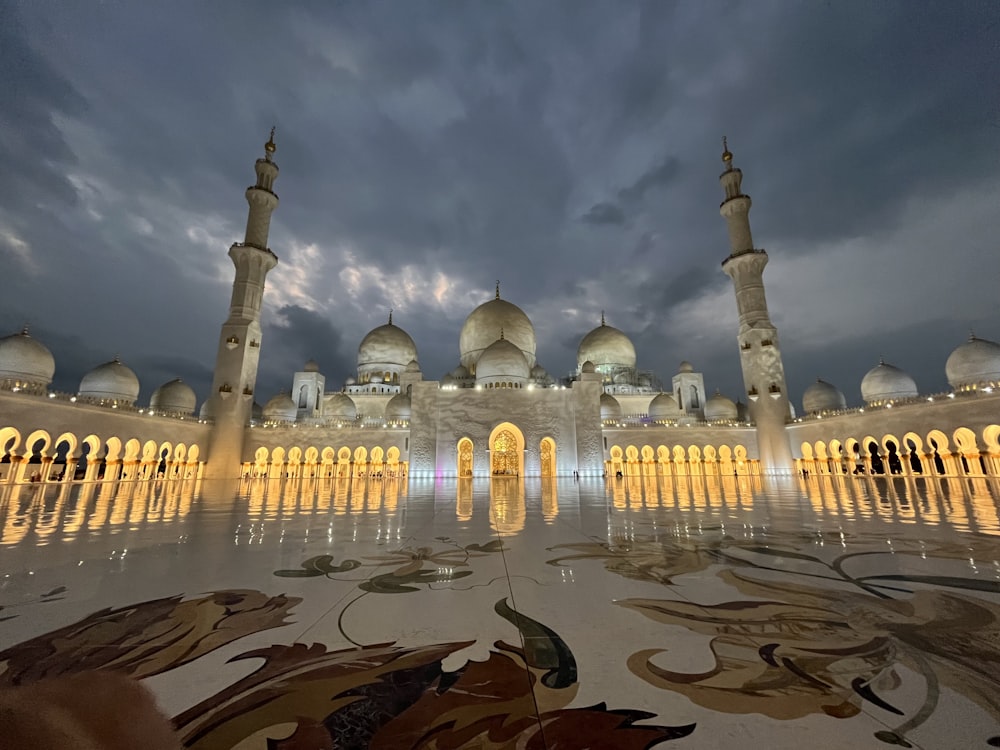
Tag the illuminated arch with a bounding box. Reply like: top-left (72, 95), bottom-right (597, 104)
top-left (457, 437), bottom-right (473, 478)
top-left (540, 437), bottom-right (556, 477)
top-left (953, 427), bottom-right (978, 453)
top-left (24, 429), bottom-right (53, 457)
top-left (489, 422), bottom-right (524, 476)
top-left (123, 438), bottom-right (141, 462)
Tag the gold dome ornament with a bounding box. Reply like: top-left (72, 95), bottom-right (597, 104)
top-left (721, 136), bottom-right (733, 163)
top-left (264, 127), bottom-right (277, 155)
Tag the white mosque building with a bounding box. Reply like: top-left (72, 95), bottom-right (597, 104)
top-left (1, 134), bottom-right (999, 484)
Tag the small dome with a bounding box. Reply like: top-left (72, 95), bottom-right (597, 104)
top-left (262, 393), bottom-right (297, 422)
top-left (358, 319), bottom-right (418, 370)
top-left (370, 374), bottom-right (383, 384)
top-left (0, 328), bottom-right (55, 387)
top-left (530, 364), bottom-right (547, 378)
top-left (460, 296), bottom-right (536, 370)
top-left (324, 392), bottom-right (357, 420)
top-left (303, 359), bottom-right (320, 373)
top-left (199, 399), bottom-right (214, 420)
top-left (78, 358), bottom-right (140, 405)
top-left (476, 337), bottom-right (529, 385)
top-left (802, 378), bottom-right (847, 414)
top-left (405, 359), bottom-right (421, 373)
top-left (678, 361), bottom-right (694, 374)
top-left (946, 335), bottom-right (1000, 389)
top-left (600, 393), bottom-right (622, 421)
top-left (345, 376), bottom-right (357, 386)
top-left (577, 320), bottom-right (636, 370)
top-left (704, 390), bottom-right (738, 422)
top-left (450, 364), bottom-right (469, 379)
top-left (581, 360), bottom-right (596, 374)
top-left (385, 392), bottom-right (412, 420)
top-left (150, 378), bottom-right (196, 415)
top-left (648, 392), bottom-right (679, 420)
top-left (861, 360), bottom-right (918, 404)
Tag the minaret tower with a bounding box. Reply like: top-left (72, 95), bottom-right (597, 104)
top-left (718, 138), bottom-right (794, 473)
top-left (205, 130), bottom-right (280, 478)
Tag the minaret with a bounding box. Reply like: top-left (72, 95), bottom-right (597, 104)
top-left (204, 130), bottom-right (280, 478)
top-left (718, 138), bottom-right (794, 474)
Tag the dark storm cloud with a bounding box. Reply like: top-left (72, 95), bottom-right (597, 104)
top-left (581, 202), bottom-right (626, 226)
top-left (0, 4), bottom-right (87, 215)
top-left (1, 0), bottom-right (997, 405)
top-left (258, 305), bottom-right (351, 398)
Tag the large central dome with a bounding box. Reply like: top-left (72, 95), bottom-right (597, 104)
top-left (459, 291), bottom-right (535, 371)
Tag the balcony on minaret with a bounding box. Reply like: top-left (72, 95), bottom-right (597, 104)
top-left (768, 383), bottom-right (782, 399)
top-left (741, 341), bottom-right (752, 351)
top-left (219, 383), bottom-right (233, 399)
top-left (748, 386), bottom-right (759, 402)
top-left (225, 335), bottom-right (240, 350)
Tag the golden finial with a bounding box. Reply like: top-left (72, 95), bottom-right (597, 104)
top-left (388, 308), bottom-right (393, 325)
top-left (264, 126), bottom-right (277, 156)
top-left (601, 310), bottom-right (606, 326)
top-left (722, 136), bottom-right (733, 163)
top-left (20, 323), bottom-right (29, 336)
top-left (495, 280), bottom-right (500, 300)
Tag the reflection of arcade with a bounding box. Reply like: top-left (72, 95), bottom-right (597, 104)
top-left (490, 477), bottom-right (525, 535)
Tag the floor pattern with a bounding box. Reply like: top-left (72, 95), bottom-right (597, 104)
top-left (1, 473), bottom-right (998, 748)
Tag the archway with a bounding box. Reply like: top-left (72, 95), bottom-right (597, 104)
top-left (540, 437), bottom-right (556, 477)
top-left (457, 438), bottom-right (474, 478)
top-left (489, 422), bottom-right (524, 477)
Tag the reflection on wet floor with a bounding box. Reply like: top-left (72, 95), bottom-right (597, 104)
top-left (2, 471), bottom-right (998, 549)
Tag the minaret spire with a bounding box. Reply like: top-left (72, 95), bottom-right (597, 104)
top-left (601, 310), bottom-right (606, 326)
top-left (205, 133), bottom-right (281, 478)
top-left (719, 140), bottom-right (793, 474)
top-left (388, 308), bottom-right (393, 325)
top-left (495, 280), bottom-right (500, 300)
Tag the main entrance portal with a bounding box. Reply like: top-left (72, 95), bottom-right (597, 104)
top-left (489, 422), bottom-right (524, 476)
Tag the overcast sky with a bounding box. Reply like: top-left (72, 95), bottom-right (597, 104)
top-left (2, 0), bottom-right (998, 410)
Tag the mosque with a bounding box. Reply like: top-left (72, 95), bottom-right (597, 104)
top-left (1, 134), bottom-right (999, 484)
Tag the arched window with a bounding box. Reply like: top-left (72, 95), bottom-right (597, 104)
top-left (690, 385), bottom-right (700, 409)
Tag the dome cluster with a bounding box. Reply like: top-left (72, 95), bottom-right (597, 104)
top-left (799, 333), bottom-right (1000, 413)
top-left (460, 295), bottom-right (536, 372)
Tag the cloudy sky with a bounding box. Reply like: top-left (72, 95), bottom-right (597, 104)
top-left (2, 0), bottom-right (998, 409)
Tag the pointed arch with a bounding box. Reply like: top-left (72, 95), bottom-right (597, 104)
top-left (458, 437), bottom-right (474, 478)
top-left (540, 437), bottom-right (556, 477)
top-left (489, 422), bottom-right (524, 476)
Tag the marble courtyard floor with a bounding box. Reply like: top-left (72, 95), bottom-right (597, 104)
top-left (1, 473), bottom-right (999, 749)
